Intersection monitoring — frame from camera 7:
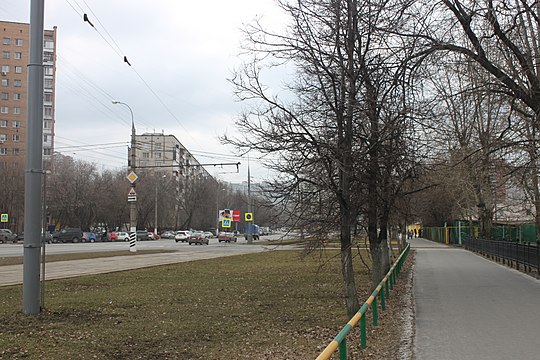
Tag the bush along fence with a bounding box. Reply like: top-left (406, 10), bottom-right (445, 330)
top-left (315, 243), bottom-right (411, 360)
top-left (462, 236), bottom-right (540, 275)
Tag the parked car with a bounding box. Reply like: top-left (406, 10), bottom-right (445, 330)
top-left (115, 231), bottom-right (130, 242)
top-left (107, 232), bottom-right (118, 242)
top-left (136, 230), bottom-right (149, 241)
top-left (148, 232), bottom-right (161, 240)
top-left (203, 231), bottom-right (213, 239)
top-left (52, 228), bottom-right (83, 243)
top-left (83, 232), bottom-right (97, 243)
top-left (189, 231), bottom-right (209, 245)
top-left (218, 232), bottom-right (238, 243)
top-left (175, 230), bottom-right (191, 243)
top-left (160, 231), bottom-right (176, 239)
top-left (0, 229), bottom-right (17, 243)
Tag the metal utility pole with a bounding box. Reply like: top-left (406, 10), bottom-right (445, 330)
top-left (113, 101), bottom-right (137, 252)
top-left (247, 159), bottom-right (253, 244)
top-left (23, 0), bottom-right (45, 315)
top-left (154, 174), bottom-right (165, 236)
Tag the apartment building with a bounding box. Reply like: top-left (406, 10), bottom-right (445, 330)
top-left (133, 132), bottom-right (210, 179)
top-left (0, 21), bottom-right (57, 170)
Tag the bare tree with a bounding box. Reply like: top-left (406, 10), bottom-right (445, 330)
top-left (414, 0), bottom-right (540, 239)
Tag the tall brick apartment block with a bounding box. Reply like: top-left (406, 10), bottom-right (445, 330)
top-left (0, 21), bottom-right (57, 170)
top-left (0, 21), bottom-right (57, 232)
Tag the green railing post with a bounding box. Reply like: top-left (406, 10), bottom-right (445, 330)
top-left (380, 288), bottom-right (386, 311)
top-left (372, 297), bottom-right (378, 326)
top-left (339, 338), bottom-right (347, 360)
top-left (360, 315), bottom-right (367, 349)
top-left (385, 279), bottom-right (390, 299)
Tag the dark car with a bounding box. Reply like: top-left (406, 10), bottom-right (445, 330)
top-left (52, 228), bottom-right (83, 243)
top-left (188, 231), bottom-right (209, 245)
top-left (136, 230), bottom-right (149, 241)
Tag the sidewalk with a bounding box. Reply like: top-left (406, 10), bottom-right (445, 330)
top-left (0, 246), bottom-right (271, 287)
top-left (411, 238), bottom-right (540, 360)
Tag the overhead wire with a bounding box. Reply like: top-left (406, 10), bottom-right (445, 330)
top-left (70, 0), bottom-right (203, 149)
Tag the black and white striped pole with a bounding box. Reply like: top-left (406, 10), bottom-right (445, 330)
top-left (113, 100), bottom-right (138, 253)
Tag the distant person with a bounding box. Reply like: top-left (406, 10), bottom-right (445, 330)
top-left (414, 228), bottom-right (417, 238)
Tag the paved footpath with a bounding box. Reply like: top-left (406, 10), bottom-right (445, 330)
top-left (0, 245), bottom-right (274, 287)
top-left (411, 238), bottom-right (540, 360)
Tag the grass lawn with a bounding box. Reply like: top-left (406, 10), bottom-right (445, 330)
top-left (0, 250), bottom-right (380, 359)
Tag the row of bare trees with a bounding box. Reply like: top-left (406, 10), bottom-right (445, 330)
top-left (0, 153), bottom-right (276, 234)
top-left (224, 0), bottom-right (540, 317)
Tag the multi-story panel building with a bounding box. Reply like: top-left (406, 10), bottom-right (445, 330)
top-left (0, 21), bottom-right (57, 170)
top-left (134, 133), bottom-right (210, 179)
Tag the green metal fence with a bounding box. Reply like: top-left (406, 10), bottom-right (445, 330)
top-left (423, 222), bottom-right (538, 244)
top-left (315, 243), bottom-right (411, 360)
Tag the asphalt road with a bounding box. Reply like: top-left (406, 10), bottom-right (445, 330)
top-left (412, 238), bottom-right (540, 360)
top-left (0, 234), bottom-right (294, 286)
top-left (0, 233), bottom-right (286, 258)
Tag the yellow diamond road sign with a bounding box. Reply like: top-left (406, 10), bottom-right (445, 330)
top-left (127, 171), bottom-right (138, 184)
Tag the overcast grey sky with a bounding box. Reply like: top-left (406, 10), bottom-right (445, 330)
top-left (0, 0), bottom-right (287, 183)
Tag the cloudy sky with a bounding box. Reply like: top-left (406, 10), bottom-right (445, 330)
top-left (0, 0), bottom-right (287, 183)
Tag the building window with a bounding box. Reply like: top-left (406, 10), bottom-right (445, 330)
top-left (14, 52), bottom-right (22, 60)
top-left (44, 40), bottom-right (54, 49)
top-left (44, 148), bottom-right (52, 156)
top-left (43, 52), bottom-right (53, 62)
top-left (154, 152), bottom-right (162, 158)
top-left (13, 107), bottom-right (21, 115)
top-left (2, 37), bottom-right (9, 45)
top-left (0, 134), bottom-right (7, 141)
top-left (44, 66), bottom-right (53, 75)
top-left (14, 66), bottom-right (22, 74)
top-left (13, 134), bottom-right (20, 142)
top-left (44, 106), bottom-right (53, 118)
top-left (1, 79), bottom-right (7, 87)
top-left (44, 134), bottom-right (48, 142)
top-left (44, 79), bottom-right (53, 89)
top-left (15, 39), bottom-right (23, 46)
top-left (13, 120), bottom-right (21, 128)
top-left (142, 152), bottom-right (150, 159)
top-left (44, 93), bottom-right (52, 102)
top-left (13, 93), bottom-right (21, 100)
top-left (12, 148), bottom-right (19, 155)
top-left (1, 65), bottom-right (9, 73)
top-left (0, 148), bottom-right (6, 155)
top-left (14, 79), bottom-right (22, 87)
top-left (0, 120), bottom-right (7, 127)
top-left (1, 107), bottom-right (8, 114)
top-left (2, 51), bottom-right (9, 59)
top-left (44, 120), bottom-right (51, 129)
top-left (1, 92), bottom-right (7, 100)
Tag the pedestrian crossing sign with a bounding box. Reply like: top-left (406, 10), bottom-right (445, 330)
top-left (222, 218), bottom-right (232, 228)
top-left (0, 213), bottom-right (7, 223)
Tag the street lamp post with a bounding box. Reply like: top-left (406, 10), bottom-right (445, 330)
top-left (112, 100), bottom-right (137, 252)
top-left (154, 174), bottom-right (166, 236)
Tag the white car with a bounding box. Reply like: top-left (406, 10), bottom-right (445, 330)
top-left (115, 231), bottom-right (130, 242)
top-left (175, 230), bottom-right (191, 243)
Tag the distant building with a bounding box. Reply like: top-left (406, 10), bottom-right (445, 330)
top-left (0, 21), bottom-right (57, 170)
top-left (132, 132), bottom-right (210, 179)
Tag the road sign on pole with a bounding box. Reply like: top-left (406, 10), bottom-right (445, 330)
top-left (0, 213), bottom-right (7, 223)
top-left (245, 212), bottom-right (253, 222)
top-left (222, 218), bottom-right (232, 228)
